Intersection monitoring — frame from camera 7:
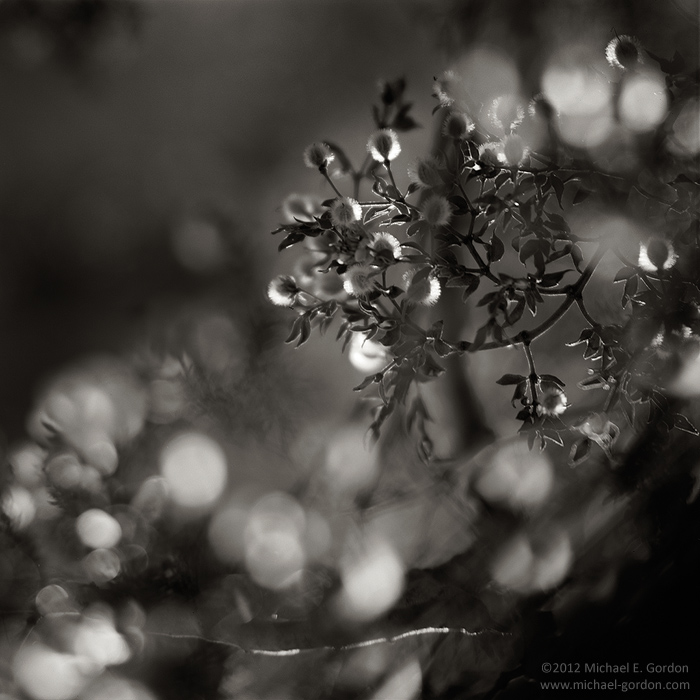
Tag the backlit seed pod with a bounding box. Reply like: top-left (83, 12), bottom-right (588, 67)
top-left (638, 238), bottom-right (677, 272)
top-left (267, 275), bottom-right (300, 307)
top-left (303, 142), bottom-right (335, 170)
top-left (348, 332), bottom-right (389, 374)
top-left (403, 269), bottom-right (441, 307)
top-left (367, 129), bottom-right (401, 162)
top-left (442, 111), bottom-right (475, 140)
top-left (370, 232), bottom-right (402, 260)
top-left (420, 194), bottom-right (452, 227)
top-left (605, 35), bottom-right (644, 70)
top-left (342, 264), bottom-right (378, 297)
top-left (407, 156), bottom-right (442, 189)
top-left (536, 386), bottom-right (568, 417)
top-left (329, 197), bottom-right (362, 227)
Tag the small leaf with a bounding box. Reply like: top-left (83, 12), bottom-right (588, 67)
top-left (570, 244), bottom-right (583, 271)
top-left (278, 231), bottom-right (305, 251)
top-left (296, 316), bottom-right (312, 347)
top-left (673, 413), bottom-right (699, 435)
top-left (497, 373), bottom-right (526, 386)
top-left (540, 374), bottom-right (565, 388)
top-left (614, 267), bottom-right (637, 282)
top-left (353, 375), bottom-right (376, 392)
top-left (471, 323), bottom-right (490, 350)
top-left (507, 297), bottom-right (526, 325)
top-left (551, 176), bottom-right (565, 208)
top-left (566, 327), bottom-right (594, 346)
top-left (489, 234), bottom-right (505, 262)
top-left (572, 188), bottom-right (591, 205)
top-left (285, 315), bottom-right (305, 344)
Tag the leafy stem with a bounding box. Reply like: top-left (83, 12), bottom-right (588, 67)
top-left (523, 341), bottom-right (539, 407)
top-left (466, 242), bottom-right (608, 351)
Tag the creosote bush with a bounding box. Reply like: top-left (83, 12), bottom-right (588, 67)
top-left (270, 39), bottom-right (700, 465)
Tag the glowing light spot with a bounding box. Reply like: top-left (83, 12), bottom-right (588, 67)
top-left (619, 72), bottom-right (668, 132)
top-left (45, 453), bottom-right (84, 490)
top-left (76, 509), bottom-right (122, 549)
top-left (348, 332), bottom-right (389, 374)
top-left (2, 485), bottom-right (36, 529)
top-left (667, 344), bottom-right (700, 398)
top-left (35, 585), bottom-right (74, 616)
top-left (131, 476), bottom-right (169, 521)
top-left (336, 537), bottom-right (404, 622)
top-left (490, 534), bottom-right (535, 592)
top-left (9, 443), bottom-right (45, 489)
top-left (542, 58), bottom-right (611, 116)
top-left (451, 46), bottom-right (520, 113)
top-left (82, 434), bottom-right (118, 476)
top-left (244, 492), bottom-right (306, 589)
top-left (13, 644), bottom-right (92, 700)
top-left (72, 614), bottom-right (131, 667)
top-left (668, 97), bottom-right (700, 156)
top-left (531, 532), bottom-right (573, 590)
top-left (473, 439), bottom-right (554, 512)
top-left (83, 548), bottom-right (121, 584)
top-left (160, 432), bottom-right (227, 509)
top-left (556, 108), bottom-right (614, 149)
top-left (369, 658), bottom-right (422, 700)
top-left (72, 384), bottom-right (117, 434)
top-left (324, 426), bottom-right (380, 496)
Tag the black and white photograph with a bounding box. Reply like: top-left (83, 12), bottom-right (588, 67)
top-left (0, 1), bottom-right (698, 698)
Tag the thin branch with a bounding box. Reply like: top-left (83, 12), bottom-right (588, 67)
top-left (523, 341), bottom-right (539, 406)
top-left (147, 625), bottom-right (510, 657)
top-left (576, 297), bottom-right (601, 330)
top-left (464, 243), bottom-right (608, 351)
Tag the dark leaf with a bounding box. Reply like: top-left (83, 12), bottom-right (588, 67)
top-left (278, 231), bottom-right (305, 251)
top-left (497, 374), bottom-right (526, 385)
top-left (539, 269), bottom-right (572, 287)
top-left (551, 176), bottom-right (565, 208)
top-left (471, 323), bottom-right (490, 350)
top-left (570, 244), bottom-right (584, 271)
top-left (614, 267), bottom-right (637, 282)
top-left (296, 316), bottom-right (312, 347)
top-left (572, 188), bottom-right (591, 205)
top-left (285, 315), bottom-right (305, 344)
top-left (353, 375), bottom-right (376, 392)
top-left (507, 297), bottom-right (526, 325)
top-left (540, 374), bottom-right (565, 388)
top-left (489, 234), bottom-right (505, 262)
top-left (566, 327), bottom-right (594, 346)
